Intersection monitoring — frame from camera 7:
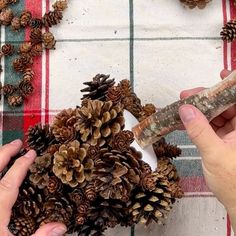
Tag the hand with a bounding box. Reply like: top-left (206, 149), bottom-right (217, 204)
top-left (178, 70), bottom-right (236, 231)
top-left (0, 139), bottom-right (67, 236)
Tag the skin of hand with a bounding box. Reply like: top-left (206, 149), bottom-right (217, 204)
top-left (178, 69), bottom-right (236, 231)
top-left (0, 139), bottom-right (67, 236)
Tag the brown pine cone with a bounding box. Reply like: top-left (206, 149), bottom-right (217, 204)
top-left (29, 18), bottom-right (43, 28)
top-left (18, 42), bottom-right (32, 54)
top-left (18, 79), bottom-right (34, 97)
top-left (42, 31), bottom-right (56, 49)
top-left (117, 79), bottom-right (132, 97)
top-left (8, 94), bottom-right (23, 106)
top-left (1, 43), bottom-right (14, 56)
top-left (42, 10), bottom-right (63, 27)
top-left (12, 54), bottom-right (33, 72)
top-left (52, 0), bottom-right (68, 11)
top-left (221, 19), bottom-right (236, 42)
top-left (30, 43), bottom-right (43, 57)
top-left (0, 0), bottom-right (8, 10)
top-left (20, 10), bottom-right (32, 27)
top-left (46, 144), bottom-right (60, 155)
top-left (87, 145), bottom-right (100, 159)
top-left (122, 94), bottom-right (142, 119)
top-left (30, 28), bottom-right (42, 44)
top-left (179, 0), bottom-right (211, 9)
top-left (81, 74), bottom-right (115, 101)
top-left (69, 189), bottom-right (84, 207)
top-left (23, 68), bottom-right (34, 82)
top-left (111, 130), bottom-right (134, 152)
top-left (2, 84), bottom-right (16, 96)
top-left (29, 153), bottom-right (53, 189)
top-left (46, 176), bottom-right (62, 194)
top-left (75, 100), bottom-right (125, 146)
top-left (139, 103), bottom-right (156, 122)
top-left (106, 85), bottom-right (122, 104)
top-left (0, 8), bottom-right (14, 25)
top-left (11, 16), bottom-right (21, 31)
top-left (85, 181), bottom-right (97, 201)
top-left (52, 108), bottom-right (77, 143)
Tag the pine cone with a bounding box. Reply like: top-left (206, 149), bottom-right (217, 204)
top-left (22, 68), bottom-right (34, 82)
top-left (1, 43), bottom-right (14, 56)
top-left (11, 16), bottom-right (21, 31)
top-left (75, 100), bottom-right (125, 146)
top-left (12, 54), bottom-right (33, 72)
top-left (221, 19), bottom-right (236, 42)
top-left (8, 94), bottom-right (23, 106)
top-left (9, 216), bottom-right (36, 236)
top-left (129, 172), bottom-right (173, 225)
top-left (46, 143), bottom-right (60, 155)
top-left (53, 0), bottom-right (68, 11)
top-left (42, 10), bottom-right (63, 27)
top-left (20, 10), bottom-right (32, 27)
top-left (179, 0), bottom-right (211, 9)
top-left (106, 85), bottom-right (122, 104)
top-left (29, 153), bottom-right (52, 188)
top-left (153, 138), bottom-right (181, 159)
top-left (0, 8), bottom-right (14, 25)
top-left (139, 103), bottom-right (156, 122)
top-left (111, 130), bottom-right (134, 152)
top-left (29, 18), bottom-right (43, 28)
top-left (46, 176), bottom-right (63, 194)
top-left (27, 123), bottom-right (56, 155)
top-left (122, 94), bottom-right (142, 119)
top-left (2, 83), bottom-right (16, 96)
top-left (53, 140), bottom-right (89, 187)
top-left (117, 79), bottom-right (132, 97)
top-left (19, 42), bottom-right (32, 54)
top-left (42, 31), bottom-right (56, 49)
top-left (92, 146), bottom-right (143, 201)
top-left (81, 74), bottom-right (115, 101)
top-left (52, 108), bottom-right (77, 143)
top-left (30, 43), bottom-right (43, 57)
top-left (18, 79), bottom-right (34, 97)
top-left (69, 188), bottom-right (84, 207)
top-left (85, 181), bottom-right (97, 201)
top-left (0, 0), bottom-right (8, 10)
top-left (30, 28), bottom-right (43, 44)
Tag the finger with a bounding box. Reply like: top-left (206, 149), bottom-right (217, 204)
top-left (210, 115), bottom-right (226, 128)
top-left (180, 87), bottom-right (205, 99)
top-left (0, 150), bottom-right (36, 226)
top-left (220, 105), bottom-right (236, 120)
top-left (220, 69), bottom-right (232, 79)
top-left (179, 105), bottom-right (223, 156)
top-left (32, 223), bottom-right (67, 236)
top-left (0, 139), bottom-right (22, 172)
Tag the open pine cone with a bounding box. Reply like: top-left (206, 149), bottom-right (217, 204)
top-left (221, 19), bottom-right (236, 42)
top-left (179, 0), bottom-right (211, 9)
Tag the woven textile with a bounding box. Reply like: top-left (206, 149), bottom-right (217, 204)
top-left (0, 0), bottom-right (236, 235)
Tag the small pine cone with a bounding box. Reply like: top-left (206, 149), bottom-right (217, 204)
top-left (1, 43), bottom-right (14, 56)
top-left (52, 108), bottom-right (77, 143)
top-left (111, 130), bottom-right (134, 152)
top-left (18, 79), bottom-right (34, 97)
top-left (30, 43), bottom-right (43, 57)
top-left (20, 10), bottom-right (32, 27)
top-left (13, 54), bottom-right (33, 72)
top-left (30, 28), bottom-right (43, 44)
top-left (42, 10), bottom-right (63, 27)
top-left (23, 68), bottom-right (34, 82)
top-left (29, 18), bottom-right (43, 28)
top-left (179, 0), bottom-right (211, 9)
top-left (77, 200), bottom-right (91, 215)
top-left (46, 144), bottom-right (60, 155)
top-left (8, 94), bottom-right (23, 106)
top-left (106, 86), bottom-right (122, 104)
top-left (87, 145), bottom-right (100, 159)
top-left (2, 84), bottom-right (16, 96)
top-left (76, 214), bottom-right (86, 225)
top-left (29, 153), bottom-right (52, 188)
top-left (42, 31), bottom-right (56, 49)
top-left (18, 42), bottom-right (32, 54)
top-left (52, 0), bottom-right (68, 11)
top-left (117, 79), bottom-right (132, 97)
top-left (81, 74), bottom-right (115, 101)
top-left (139, 103), bottom-right (156, 122)
top-left (85, 181), bottom-right (97, 201)
top-left (46, 176), bottom-right (62, 194)
top-left (69, 189), bottom-right (84, 207)
top-left (11, 16), bottom-right (21, 31)
top-left (0, 0), bottom-right (8, 10)
top-left (27, 123), bottom-right (56, 155)
top-left (9, 216), bottom-right (36, 236)
top-left (122, 94), bottom-right (142, 119)
top-left (221, 19), bottom-right (236, 42)
top-left (0, 8), bottom-right (14, 25)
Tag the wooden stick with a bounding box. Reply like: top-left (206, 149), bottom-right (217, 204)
top-left (132, 71), bottom-right (236, 148)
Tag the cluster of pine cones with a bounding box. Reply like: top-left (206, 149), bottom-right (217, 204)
top-left (0, 0), bottom-right (68, 107)
top-left (7, 74), bottom-right (183, 236)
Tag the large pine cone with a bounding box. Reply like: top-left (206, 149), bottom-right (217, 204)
top-left (129, 172), bottom-right (173, 225)
top-left (179, 0), bottom-right (211, 9)
top-left (221, 19), bottom-right (236, 42)
top-left (75, 100), bottom-right (125, 146)
top-left (52, 108), bottom-right (77, 143)
top-left (27, 123), bottom-right (56, 155)
top-left (81, 74), bottom-right (115, 101)
top-left (53, 140), bottom-right (89, 187)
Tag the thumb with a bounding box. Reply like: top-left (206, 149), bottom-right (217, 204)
top-left (32, 223), bottom-right (67, 236)
top-left (178, 105), bottom-right (222, 155)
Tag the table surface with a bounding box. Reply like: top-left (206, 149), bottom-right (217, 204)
top-left (0, 0), bottom-right (235, 235)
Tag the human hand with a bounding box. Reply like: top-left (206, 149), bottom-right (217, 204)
top-left (0, 139), bottom-right (67, 236)
top-left (178, 69), bottom-right (236, 231)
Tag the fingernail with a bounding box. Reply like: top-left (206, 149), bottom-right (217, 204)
top-left (10, 139), bottom-right (22, 145)
top-left (24, 150), bottom-right (36, 159)
top-left (50, 227), bottom-right (67, 236)
top-left (179, 106), bottom-right (196, 124)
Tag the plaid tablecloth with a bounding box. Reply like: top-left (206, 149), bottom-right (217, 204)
top-left (0, 0), bottom-right (236, 235)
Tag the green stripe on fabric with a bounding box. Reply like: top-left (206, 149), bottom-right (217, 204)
top-left (2, 1), bottom-right (25, 144)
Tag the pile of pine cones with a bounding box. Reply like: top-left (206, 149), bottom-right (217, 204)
top-left (7, 74), bottom-right (183, 236)
top-left (0, 0), bottom-right (68, 107)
